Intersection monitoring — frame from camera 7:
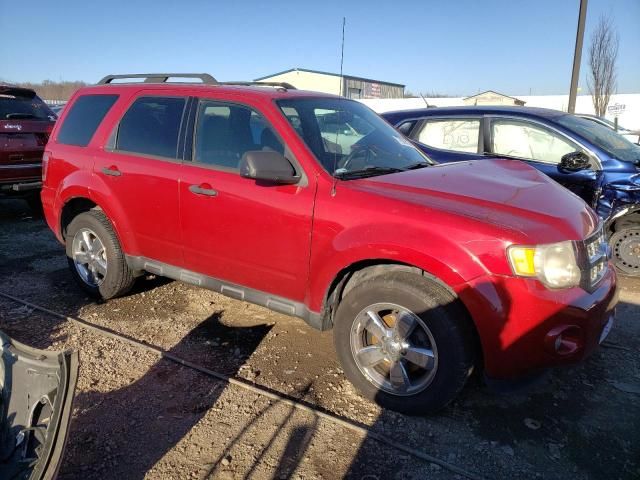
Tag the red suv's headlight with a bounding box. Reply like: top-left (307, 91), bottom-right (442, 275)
top-left (507, 241), bottom-right (581, 289)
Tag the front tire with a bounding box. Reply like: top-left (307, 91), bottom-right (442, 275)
top-left (333, 271), bottom-right (475, 415)
top-left (65, 210), bottom-right (136, 299)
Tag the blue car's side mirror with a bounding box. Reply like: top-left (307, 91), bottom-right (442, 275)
top-left (560, 151), bottom-right (590, 172)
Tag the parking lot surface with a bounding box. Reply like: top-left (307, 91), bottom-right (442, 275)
top-left (0, 200), bottom-right (638, 479)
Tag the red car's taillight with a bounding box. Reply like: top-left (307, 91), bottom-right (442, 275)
top-left (42, 151), bottom-right (50, 182)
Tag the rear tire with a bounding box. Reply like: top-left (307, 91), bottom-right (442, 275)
top-left (65, 210), bottom-right (136, 299)
top-left (333, 271), bottom-right (475, 415)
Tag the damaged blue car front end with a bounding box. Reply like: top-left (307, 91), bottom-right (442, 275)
top-left (556, 113), bottom-right (640, 275)
top-left (596, 167), bottom-right (640, 276)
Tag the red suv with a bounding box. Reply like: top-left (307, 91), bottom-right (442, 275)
top-left (42, 73), bottom-right (618, 414)
top-left (1, 85), bottom-right (56, 211)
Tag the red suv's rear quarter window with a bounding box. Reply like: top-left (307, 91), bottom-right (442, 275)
top-left (57, 94), bottom-right (119, 146)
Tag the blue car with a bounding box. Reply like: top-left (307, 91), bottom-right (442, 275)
top-left (382, 106), bottom-right (640, 275)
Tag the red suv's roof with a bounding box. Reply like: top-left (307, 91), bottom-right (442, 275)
top-left (76, 83), bottom-right (340, 101)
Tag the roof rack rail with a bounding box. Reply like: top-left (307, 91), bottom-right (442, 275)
top-left (97, 73), bottom-right (218, 85)
top-left (220, 81), bottom-right (297, 90)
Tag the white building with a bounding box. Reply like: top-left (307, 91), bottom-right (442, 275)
top-left (254, 68), bottom-right (405, 99)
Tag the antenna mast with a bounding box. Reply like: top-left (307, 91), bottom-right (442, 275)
top-left (339, 17), bottom-right (346, 97)
top-left (332, 17), bottom-right (347, 196)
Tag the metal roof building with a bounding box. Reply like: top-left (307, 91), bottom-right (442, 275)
top-left (254, 68), bottom-right (405, 99)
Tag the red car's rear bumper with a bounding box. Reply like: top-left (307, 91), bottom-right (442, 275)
top-left (457, 267), bottom-right (618, 379)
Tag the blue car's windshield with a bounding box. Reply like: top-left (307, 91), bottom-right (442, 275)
top-left (557, 114), bottom-right (640, 164)
top-left (277, 98), bottom-right (432, 178)
top-left (584, 115), bottom-right (632, 133)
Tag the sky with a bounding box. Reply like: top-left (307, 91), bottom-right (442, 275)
top-left (1, 0), bottom-right (638, 96)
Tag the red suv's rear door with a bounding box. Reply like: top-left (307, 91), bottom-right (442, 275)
top-left (179, 98), bottom-right (314, 302)
top-left (92, 93), bottom-right (186, 265)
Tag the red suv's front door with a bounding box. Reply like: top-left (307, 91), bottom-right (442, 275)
top-left (179, 99), bottom-right (314, 302)
top-left (93, 94), bottom-right (186, 266)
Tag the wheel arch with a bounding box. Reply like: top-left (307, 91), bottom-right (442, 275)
top-left (604, 204), bottom-right (640, 233)
top-left (56, 178), bottom-right (139, 255)
top-left (310, 242), bottom-right (479, 317)
top-left (60, 194), bottom-right (138, 255)
top-left (320, 261), bottom-right (423, 329)
top-left (60, 197), bottom-right (100, 240)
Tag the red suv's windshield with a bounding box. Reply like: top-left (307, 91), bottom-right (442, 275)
top-left (277, 98), bottom-right (432, 178)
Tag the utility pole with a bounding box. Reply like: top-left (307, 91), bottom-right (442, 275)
top-left (568, 0), bottom-right (588, 113)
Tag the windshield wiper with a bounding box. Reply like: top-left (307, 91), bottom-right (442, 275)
top-left (6, 113), bottom-right (37, 119)
top-left (403, 162), bottom-right (431, 170)
top-left (334, 166), bottom-right (405, 180)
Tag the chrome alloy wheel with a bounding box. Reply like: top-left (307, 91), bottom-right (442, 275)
top-left (350, 302), bottom-right (438, 396)
top-left (71, 228), bottom-right (107, 287)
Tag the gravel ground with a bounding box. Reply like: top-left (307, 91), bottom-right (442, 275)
top-left (0, 199), bottom-right (638, 480)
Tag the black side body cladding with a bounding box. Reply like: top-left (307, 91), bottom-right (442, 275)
top-left (126, 256), bottom-right (326, 331)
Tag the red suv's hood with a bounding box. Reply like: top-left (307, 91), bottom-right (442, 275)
top-left (353, 159), bottom-right (598, 243)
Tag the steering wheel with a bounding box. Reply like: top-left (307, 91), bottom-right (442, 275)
top-left (339, 145), bottom-right (370, 171)
top-left (338, 132), bottom-right (378, 171)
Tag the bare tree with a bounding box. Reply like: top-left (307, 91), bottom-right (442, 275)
top-left (403, 90), bottom-right (456, 99)
top-left (5, 80), bottom-right (89, 101)
top-left (587, 15), bottom-right (619, 117)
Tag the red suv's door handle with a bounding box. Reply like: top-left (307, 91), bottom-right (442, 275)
top-left (101, 166), bottom-right (122, 177)
top-left (189, 184), bottom-right (217, 197)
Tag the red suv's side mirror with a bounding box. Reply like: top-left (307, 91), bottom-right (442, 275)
top-left (239, 151), bottom-right (300, 185)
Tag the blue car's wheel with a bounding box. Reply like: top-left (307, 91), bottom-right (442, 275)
top-left (610, 228), bottom-right (640, 276)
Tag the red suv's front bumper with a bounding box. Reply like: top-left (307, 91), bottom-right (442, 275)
top-left (457, 266), bottom-right (618, 379)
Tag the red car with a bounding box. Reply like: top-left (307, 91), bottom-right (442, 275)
top-left (0, 85), bottom-right (56, 211)
top-left (42, 73), bottom-right (617, 414)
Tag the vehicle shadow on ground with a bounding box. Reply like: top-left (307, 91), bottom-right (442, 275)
top-left (1, 293), bottom-right (273, 479)
top-left (202, 384), bottom-right (319, 479)
top-left (59, 312), bottom-right (273, 479)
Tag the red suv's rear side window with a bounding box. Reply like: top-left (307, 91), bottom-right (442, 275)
top-left (57, 94), bottom-right (119, 147)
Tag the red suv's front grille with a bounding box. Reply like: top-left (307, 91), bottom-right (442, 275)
top-left (578, 225), bottom-right (609, 291)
